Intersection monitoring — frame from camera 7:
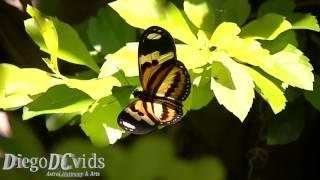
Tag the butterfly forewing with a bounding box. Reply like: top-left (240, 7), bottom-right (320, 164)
top-left (138, 26), bottom-right (177, 92)
top-left (155, 61), bottom-right (190, 101)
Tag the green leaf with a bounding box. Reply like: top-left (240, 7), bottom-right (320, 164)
top-left (210, 23), bottom-right (314, 90)
top-left (109, 0), bottom-right (199, 46)
top-left (304, 75), bottom-right (320, 111)
top-left (257, 0), bottom-right (295, 17)
top-left (104, 136), bottom-right (226, 180)
top-left (210, 22), bottom-right (274, 68)
top-left (0, 64), bottom-right (60, 109)
top-left (287, 13), bottom-right (320, 32)
top-left (209, 22), bottom-right (241, 48)
top-left (210, 52), bottom-right (254, 121)
top-left (261, 30), bottom-right (298, 54)
top-left (45, 112), bottom-right (80, 131)
top-left (23, 85), bottom-right (94, 120)
top-left (245, 66), bottom-right (286, 114)
top-left (64, 76), bottom-right (121, 100)
top-left (176, 44), bottom-right (209, 69)
top-left (101, 43), bottom-right (139, 77)
top-left (88, 5), bottom-right (136, 55)
top-left (112, 86), bottom-right (136, 108)
top-left (183, 0), bottom-right (217, 35)
top-left (80, 96), bottom-right (124, 146)
top-left (240, 13), bottom-right (292, 40)
top-left (24, 17), bottom-right (99, 72)
top-left (184, 0), bottom-right (250, 33)
top-left (190, 67), bottom-right (214, 110)
top-left (269, 44), bottom-right (314, 90)
top-left (26, 5), bottom-right (59, 71)
top-left (267, 101), bottom-right (304, 145)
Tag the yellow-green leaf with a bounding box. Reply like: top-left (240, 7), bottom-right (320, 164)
top-left (0, 64), bottom-right (61, 109)
top-left (245, 66), bottom-right (286, 113)
top-left (24, 17), bottom-right (100, 72)
top-left (81, 96), bottom-right (124, 146)
top-left (268, 44), bottom-right (314, 90)
top-left (287, 13), bottom-right (320, 32)
top-left (26, 5), bottom-right (58, 66)
top-left (109, 0), bottom-right (199, 46)
top-left (176, 44), bottom-right (209, 69)
top-left (64, 77), bottom-right (121, 100)
top-left (240, 13), bottom-right (292, 40)
top-left (100, 43), bottom-right (139, 77)
top-left (210, 51), bottom-right (254, 121)
top-left (210, 23), bottom-right (314, 90)
top-left (23, 85), bottom-right (94, 120)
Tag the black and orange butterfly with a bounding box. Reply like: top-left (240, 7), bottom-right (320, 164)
top-left (117, 26), bottom-right (191, 135)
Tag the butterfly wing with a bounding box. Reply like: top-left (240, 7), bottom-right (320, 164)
top-left (117, 99), bottom-right (183, 135)
top-left (138, 26), bottom-right (191, 101)
top-left (118, 26), bottom-right (191, 134)
top-left (117, 100), bottom-right (157, 135)
top-left (150, 99), bottom-right (183, 125)
top-left (154, 60), bottom-right (190, 101)
top-left (138, 26), bottom-right (177, 91)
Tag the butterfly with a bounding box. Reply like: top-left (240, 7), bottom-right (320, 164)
top-left (117, 26), bottom-right (191, 135)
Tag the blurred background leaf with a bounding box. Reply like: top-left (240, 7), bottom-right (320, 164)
top-left (88, 5), bottom-right (136, 56)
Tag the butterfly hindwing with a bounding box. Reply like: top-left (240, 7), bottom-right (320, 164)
top-left (151, 99), bottom-right (183, 125)
top-left (118, 99), bottom-right (183, 134)
top-left (118, 100), bottom-right (157, 135)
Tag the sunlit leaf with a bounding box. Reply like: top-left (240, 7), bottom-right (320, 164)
top-left (109, 0), bottom-right (199, 46)
top-left (24, 17), bottom-right (99, 72)
top-left (0, 64), bottom-right (60, 109)
top-left (209, 22), bottom-right (241, 48)
top-left (26, 5), bottom-right (58, 70)
top-left (23, 85), bottom-right (94, 120)
top-left (304, 75), bottom-right (320, 111)
top-left (269, 44), bottom-right (314, 90)
top-left (287, 13), bottom-right (320, 32)
top-left (80, 96), bottom-right (124, 146)
top-left (183, 0), bottom-right (217, 34)
top-left (210, 23), bottom-right (314, 90)
top-left (64, 76), bottom-right (121, 99)
top-left (184, 0), bottom-right (250, 33)
top-left (245, 66), bottom-right (286, 113)
top-left (176, 44), bottom-right (209, 69)
top-left (100, 43), bottom-right (139, 77)
top-left (210, 52), bottom-right (254, 121)
top-left (88, 5), bottom-right (136, 55)
top-left (240, 13), bottom-right (292, 40)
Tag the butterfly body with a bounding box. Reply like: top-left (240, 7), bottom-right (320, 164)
top-left (117, 26), bottom-right (190, 135)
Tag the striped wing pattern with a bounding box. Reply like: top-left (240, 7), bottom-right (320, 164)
top-left (117, 26), bottom-right (190, 134)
